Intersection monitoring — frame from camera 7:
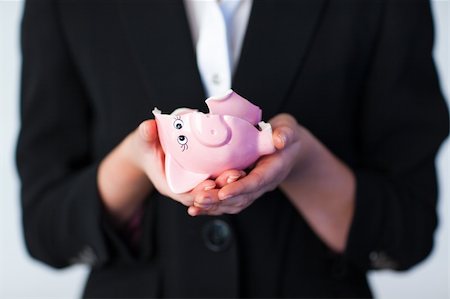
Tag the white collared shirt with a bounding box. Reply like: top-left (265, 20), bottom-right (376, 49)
top-left (184, 0), bottom-right (253, 97)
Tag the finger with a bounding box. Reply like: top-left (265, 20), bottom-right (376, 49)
top-left (198, 198), bottom-right (248, 215)
top-left (172, 193), bottom-right (195, 207)
top-left (215, 169), bottom-right (246, 188)
top-left (188, 206), bottom-right (202, 216)
top-left (193, 194), bottom-right (247, 215)
top-left (192, 179), bottom-right (217, 193)
top-left (138, 119), bottom-right (158, 144)
top-left (218, 168), bottom-right (267, 200)
top-left (193, 189), bottom-right (220, 209)
top-left (188, 205), bottom-right (222, 216)
top-left (218, 158), bottom-right (283, 200)
top-left (173, 180), bottom-right (216, 207)
top-left (194, 207), bottom-right (226, 216)
top-left (214, 194), bottom-right (249, 209)
top-left (272, 125), bottom-right (296, 150)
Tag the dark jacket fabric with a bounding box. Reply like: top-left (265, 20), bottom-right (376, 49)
top-left (17, 0), bottom-right (449, 298)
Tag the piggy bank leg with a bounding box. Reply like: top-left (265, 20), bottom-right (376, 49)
top-left (257, 121), bottom-right (276, 156)
top-left (165, 154), bottom-right (210, 194)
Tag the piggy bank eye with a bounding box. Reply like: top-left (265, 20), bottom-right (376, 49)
top-left (177, 135), bottom-right (188, 145)
top-left (174, 119), bottom-right (183, 130)
top-left (177, 135), bottom-right (188, 152)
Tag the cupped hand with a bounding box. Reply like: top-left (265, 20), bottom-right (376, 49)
top-left (188, 113), bottom-right (303, 216)
top-left (130, 120), bottom-right (247, 209)
top-left (129, 120), bottom-right (213, 207)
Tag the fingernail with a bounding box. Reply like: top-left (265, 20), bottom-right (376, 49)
top-left (227, 175), bottom-right (240, 184)
top-left (204, 184), bottom-right (215, 191)
top-left (220, 194), bottom-right (233, 201)
top-left (277, 133), bottom-right (286, 146)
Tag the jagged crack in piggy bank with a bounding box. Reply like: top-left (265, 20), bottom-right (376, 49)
top-left (153, 89), bottom-right (275, 194)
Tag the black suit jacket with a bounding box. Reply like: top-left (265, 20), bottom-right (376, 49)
top-left (17, 0), bottom-right (449, 298)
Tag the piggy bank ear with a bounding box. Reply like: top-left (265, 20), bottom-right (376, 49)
top-left (165, 154), bottom-right (209, 194)
top-left (205, 89), bottom-right (262, 125)
top-left (189, 112), bottom-right (230, 147)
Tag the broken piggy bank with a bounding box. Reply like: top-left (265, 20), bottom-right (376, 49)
top-left (153, 89), bottom-right (275, 194)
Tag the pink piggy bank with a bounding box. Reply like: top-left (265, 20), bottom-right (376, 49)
top-left (153, 89), bottom-right (275, 194)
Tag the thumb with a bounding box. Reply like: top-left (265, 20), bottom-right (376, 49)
top-left (138, 119), bottom-right (159, 144)
top-left (273, 126), bottom-right (297, 150)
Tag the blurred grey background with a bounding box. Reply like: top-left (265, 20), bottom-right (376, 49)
top-left (1, 1), bottom-right (448, 298)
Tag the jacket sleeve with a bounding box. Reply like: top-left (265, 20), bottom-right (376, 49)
top-left (16, 0), bottom-right (152, 268)
top-left (343, 0), bottom-right (449, 271)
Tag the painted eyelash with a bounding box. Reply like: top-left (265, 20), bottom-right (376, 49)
top-left (181, 144), bottom-right (188, 152)
top-left (173, 116), bottom-right (184, 130)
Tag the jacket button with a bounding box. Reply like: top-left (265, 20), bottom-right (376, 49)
top-left (202, 219), bottom-right (232, 252)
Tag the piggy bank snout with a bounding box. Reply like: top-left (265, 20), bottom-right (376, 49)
top-left (191, 112), bottom-right (230, 147)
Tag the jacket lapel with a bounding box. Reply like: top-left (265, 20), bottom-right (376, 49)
top-left (233, 0), bottom-right (327, 119)
top-left (117, 0), bottom-right (327, 118)
top-left (117, 0), bottom-right (206, 112)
